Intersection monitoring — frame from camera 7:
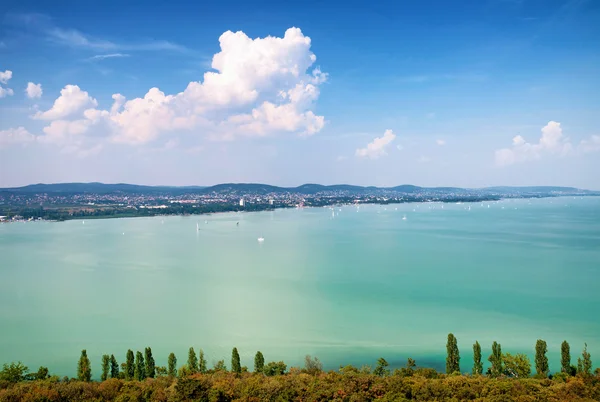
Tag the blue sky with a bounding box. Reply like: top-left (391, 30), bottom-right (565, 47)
top-left (1, 0), bottom-right (599, 188)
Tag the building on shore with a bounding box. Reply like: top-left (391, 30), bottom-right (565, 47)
top-left (239, 198), bottom-right (245, 207)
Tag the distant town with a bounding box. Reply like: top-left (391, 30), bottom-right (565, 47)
top-left (0, 183), bottom-right (597, 222)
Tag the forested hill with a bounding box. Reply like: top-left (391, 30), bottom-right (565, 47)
top-left (1, 182), bottom-right (596, 196)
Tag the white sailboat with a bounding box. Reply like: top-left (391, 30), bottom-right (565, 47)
top-left (257, 237), bottom-right (265, 242)
top-left (196, 222), bottom-right (200, 231)
top-left (402, 215), bottom-right (407, 221)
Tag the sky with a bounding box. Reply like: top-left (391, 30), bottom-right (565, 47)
top-left (0, 0), bottom-right (599, 189)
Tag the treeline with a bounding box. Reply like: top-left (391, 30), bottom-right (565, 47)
top-left (1, 335), bottom-right (599, 401)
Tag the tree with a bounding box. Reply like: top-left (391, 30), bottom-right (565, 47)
top-left (77, 350), bottom-right (92, 382)
top-left (156, 366), bottom-right (167, 377)
top-left (231, 347), bottom-right (241, 374)
top-left (263, 361), bottom-right (286, 376)
top-left (101, 354), bottom-right (110, 381)
top-left (213, 360), bottom-right (227, 372)
top-left (125, 350), bottom-right (135, 380)
top-left (446, 333), bottom-right (460, 374)
top-left (0, 362), bottom-right (29, 383)
top-left (561, 341), bottom-right (571, 374)
top-left (187, 347), bottom-right (198, 374)
top-left (535, 339), bottom-right (549, 377)
top-left (198, 349), bottom-right (207, 373)
top-left (144, 347), bottom-right (156, 378)
top-left (134, 351), bottom-right (145, 381)
top-left (110, 355), bottom-right (119, 379)
top-left (373, 358), bottom-right (390, 377)
top-left (254, 351), bottom-right (265, 373)
top-left (168, 353), bottom-right (177, 377)
top-left (473, 341), bottom-right (483, 375)
top-left (34, 366), bottom-right (49, 380)
top-left (577, 343), bottom-right (592, 376)
top-left (304, 355), bottom-right (323, 375)
top-left (503, 353), bottom-right (531, 378)
top-left (488, 341), bottom-right (503, 377)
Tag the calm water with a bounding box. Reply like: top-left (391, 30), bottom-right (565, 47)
top-left (1, 196), bottom-right (599, 377)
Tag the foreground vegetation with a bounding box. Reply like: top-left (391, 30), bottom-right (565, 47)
top-left (1, 336), bottom-right (599, 401)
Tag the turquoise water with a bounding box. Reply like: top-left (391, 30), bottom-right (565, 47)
top-left (1, 196), bottom-right (599, 377)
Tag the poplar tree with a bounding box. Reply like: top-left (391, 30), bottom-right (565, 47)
top-left (472, 341), bottom-right (483, 375)
top-left (101, 354), bottom-right (110, 381)
top-left (535, 339), bottom-right (549, 377)
top-left (144, 347), bottom-right (156, 378)
top-left (168, 353), bottom-right (177, 377)
top-left (254, 351), bottom-right (265, 373)
top-left (125, 350), bottom-right (135, 380)
top-left (134, 351), bottom-right (145, 381)
top-left (488, 341), bottom-right (503, 377)
top-left (198, 349), bottom-right (207, 373)
top-left (77, 350), bottom-right (92, 382)
top-left (187, 347), bottom-right (198, 374)
top-left (110, 355), bottom-right (119, 378)
top-left (561, 341), bottom-right (571, 374)
top-left (446, 333), bottom-right (460, 374)
top-left (231, 347), bottom-right (241, 374)
top-left (577, 343), bottom-right (592, 376)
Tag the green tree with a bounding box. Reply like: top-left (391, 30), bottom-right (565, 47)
top-left (125, 349), bottom-right (135, 380)
top-left (263, 361), bottom-right (286, 376)
top-left (473, 341), bottom-right (483, 375)
top-left (110, 355), bottom-right (119, 379)
top-left (503, 353), bottom-right (531, 378)
top-left (577, 343), bottom-right (592, 376)
top-left (187, 347), bottom-right (198, 374)
top-left (446, 333), bottom-right (460, 374)
top-left (34, 366), bottom-right (49, 380)
top-left (0, 362), bottom-right (29, 383)
top-left (254, 351), bottom-right (265, 373)
top-left (213, 360), bottom-right (227, 372)
top-left (535, 339), bottom-right (549, 377)
top-left (231, 347), bottom-right (241, 374)
top-left (144, 347), bottom-right (156, 378)
top-left (198, 349), bottom-right (207, 373)
top-left (77, 350), bottom-right (92, 382)
top-left (373, 358), bottom-right (390, 377)
top-left (101, 354), bottom-right (110, 381)
top-left (134, 351), bottom-right (145, 381)
top-left (304, 355), bottom-right (323, 375)
top-left (168, 353), bottom-right (177, 377)
top-left (488, 341), bottom-right (503, 377)
top-left (561, 340), bottom-right (571, 374)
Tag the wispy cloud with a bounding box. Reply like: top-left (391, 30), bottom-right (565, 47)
top-left (87, 53), bottom-right (131, 61)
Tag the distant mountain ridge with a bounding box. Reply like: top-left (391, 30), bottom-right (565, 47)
top-left (1, 182), bottom-right (596, 195)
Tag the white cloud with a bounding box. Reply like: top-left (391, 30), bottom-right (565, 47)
top-left (495, 121), bottom-right (573, 166)
top-left (0, 127), bottom-right (34, 148)
top-left (355, 129), bottom-right (396, 159)
top-left (436, 139), bottom-right (446, 146)
top-left (25, 82), bottom-right (43, 99)
top-left (0, 70), bottom-right (14, 98)
top-left (579, 135), bottom-right (600, 154)
top-left (87, 53), bottom-right (130, 61)
top-left (33, 85), bottom-right (98, 120)
top-left (37, 27), bottom-right (327, 145)
top-left (0, 70), bottom-right (12, 84)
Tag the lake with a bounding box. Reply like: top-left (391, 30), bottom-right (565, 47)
top-left (1, 196), bottom-right (599, 377)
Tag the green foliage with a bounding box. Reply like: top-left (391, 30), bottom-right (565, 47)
top-left (339, 364), bottom-right (360, 375)
top-left (125, 349), bottom-right (135, 380)
top-left (198, 349), bottom-right (207, 373)
top-left (77, 350), bottom-right (92, 382)
top-left (303, 355), bottom-right (323, 375)
top-left (101, 354), bottom-right (110, 381)
top-left (167, 353), bottom-right (177, 377)
top-left (110, 354), bottom-right (119, 379)
top-left (488, 341), bottom-right (503, 377)
top-left (373, 357), bottom-right (390, 377)
top-left (155, 366), bottom-right (167, 377)
top-left (134, 351), bottom-right (145, 381)
top-left (503, 353), bottom-right (531, 378)
top-left (213, 360), bottom-right (227, 372)
top-left (394, 358), bottom-right (417, 377)
top-left (535, 339), bottom-right (549, 377)
top-left (0, 362), bottom-right (29, 383)
top-left (473, 341), bottom-right (483, 375)
top-left (263, 361), bottom-right (286, 376)
top-left (187, 347), bottom-right (198, 374)
top-left (577, 343), bottom-right (592, 376)
top-left (33, 366), bottom-right (49, 380)
top-left (446, 333), bottom-right (460, 374)
top-left (144, 347), bottom-right (155, 378)
top-left (231, 347), bottom-right (241, 374)
top-left (254, 351), bottom-right (264, 373)
top-left (561, 340), bottom-right (571, 374)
